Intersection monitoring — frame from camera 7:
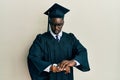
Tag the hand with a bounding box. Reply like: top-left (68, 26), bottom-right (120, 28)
top-left (50, 65), bottom-right (70, 74)
top-left (58, 60), bottom-right (76, 70)
top-left (50, 65), bottom-right (58, 73)
top-left (65, 66), bottom-right (70, 74)
top-left (50, 65), bottom-right (62, 73)
top-left (57, 65), bottom-right (71, 74)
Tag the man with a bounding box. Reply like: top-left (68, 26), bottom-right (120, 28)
top-left (27, 3), bottom-right (90, 80)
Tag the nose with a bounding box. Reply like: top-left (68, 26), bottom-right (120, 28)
top-left (54, 26), bottom-right (59, 30)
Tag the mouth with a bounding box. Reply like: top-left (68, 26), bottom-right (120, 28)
top-left (54, 30), bottom-right (59, 34)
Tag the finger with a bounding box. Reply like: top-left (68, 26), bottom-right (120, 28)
top-left (65, 67), bottom-right (70, 74)
top-left (61, 62), bottom-right (69, 69)
top-left (60, 61), bottom-right (69, 69)
top-left (58, 67), bottom-right (64, 71)
top-left (56, 66), bottom-right (64, 72)
top-left (58, 60), bottom-right (69, 70)
top-left (56, 67), bottom-right (60, 72)
top-left (59, 60), bottom-right (68, 67)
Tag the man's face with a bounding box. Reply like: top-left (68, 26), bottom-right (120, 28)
top-left (50, 18), bottom-right (64, 35)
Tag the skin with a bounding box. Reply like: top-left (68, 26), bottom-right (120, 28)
top-left (50, 18), bottom-right (64, 35)
top-left (49, 18), bottom-right (76, 74)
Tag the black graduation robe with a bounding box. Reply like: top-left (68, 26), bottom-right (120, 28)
top-left (27, 32), bottom-right (90, 80)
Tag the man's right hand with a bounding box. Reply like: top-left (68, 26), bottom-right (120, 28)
top-left (50, 65), bottom-right (58, 73)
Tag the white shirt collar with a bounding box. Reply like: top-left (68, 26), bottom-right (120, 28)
top-left (49, 26), bottom-right (62, 40)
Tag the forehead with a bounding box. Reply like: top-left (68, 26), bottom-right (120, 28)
top-left (50, 18), bottom-right (64, 23)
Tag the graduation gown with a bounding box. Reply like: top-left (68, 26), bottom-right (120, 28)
top-left (27, 32), bottom-right (90, 80)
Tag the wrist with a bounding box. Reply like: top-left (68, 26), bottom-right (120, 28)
top-left (50, 64), bottom-right (57, 72)
top-left (71, 60), bottom-right (77, 66)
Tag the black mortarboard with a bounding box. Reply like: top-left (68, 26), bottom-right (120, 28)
top-left (44, 3), bottom-right (70, 31)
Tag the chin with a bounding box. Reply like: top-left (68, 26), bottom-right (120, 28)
top-left (55, 33), bottom-right (59, 35)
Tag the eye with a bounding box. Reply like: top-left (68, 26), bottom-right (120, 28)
top-left (57, 24), bottom-right (63, 26)
top-left (50, 23), bottom-right (63, 27)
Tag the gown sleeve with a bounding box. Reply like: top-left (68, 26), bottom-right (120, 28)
top-left (27, 34), bottom-right (51, 75)
top-left (69, 33), bottom-right (90, 72)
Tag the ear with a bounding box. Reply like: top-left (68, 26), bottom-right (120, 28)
top-left (63, 20), bottom-right (64, 25)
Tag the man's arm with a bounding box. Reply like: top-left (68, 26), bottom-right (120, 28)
top-left (70, 33), bottom-right (90, 71)
top-left (28, 35), bottom-right (51, 74)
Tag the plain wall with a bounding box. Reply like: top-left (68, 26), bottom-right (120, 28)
top-left (0, 0), bottom-right (120, 80)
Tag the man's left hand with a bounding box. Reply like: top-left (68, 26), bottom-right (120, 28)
top-left (58, 60), bottom-right (76, 70)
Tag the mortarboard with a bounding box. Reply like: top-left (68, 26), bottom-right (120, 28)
top-left (44, 3), bottom-right (70, 31)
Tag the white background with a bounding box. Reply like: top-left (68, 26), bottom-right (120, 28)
top-left (0, 0), bottom-right (120, 80)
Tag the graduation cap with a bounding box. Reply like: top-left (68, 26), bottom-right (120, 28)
top-left (44, 3), bottom-right (70, 31)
